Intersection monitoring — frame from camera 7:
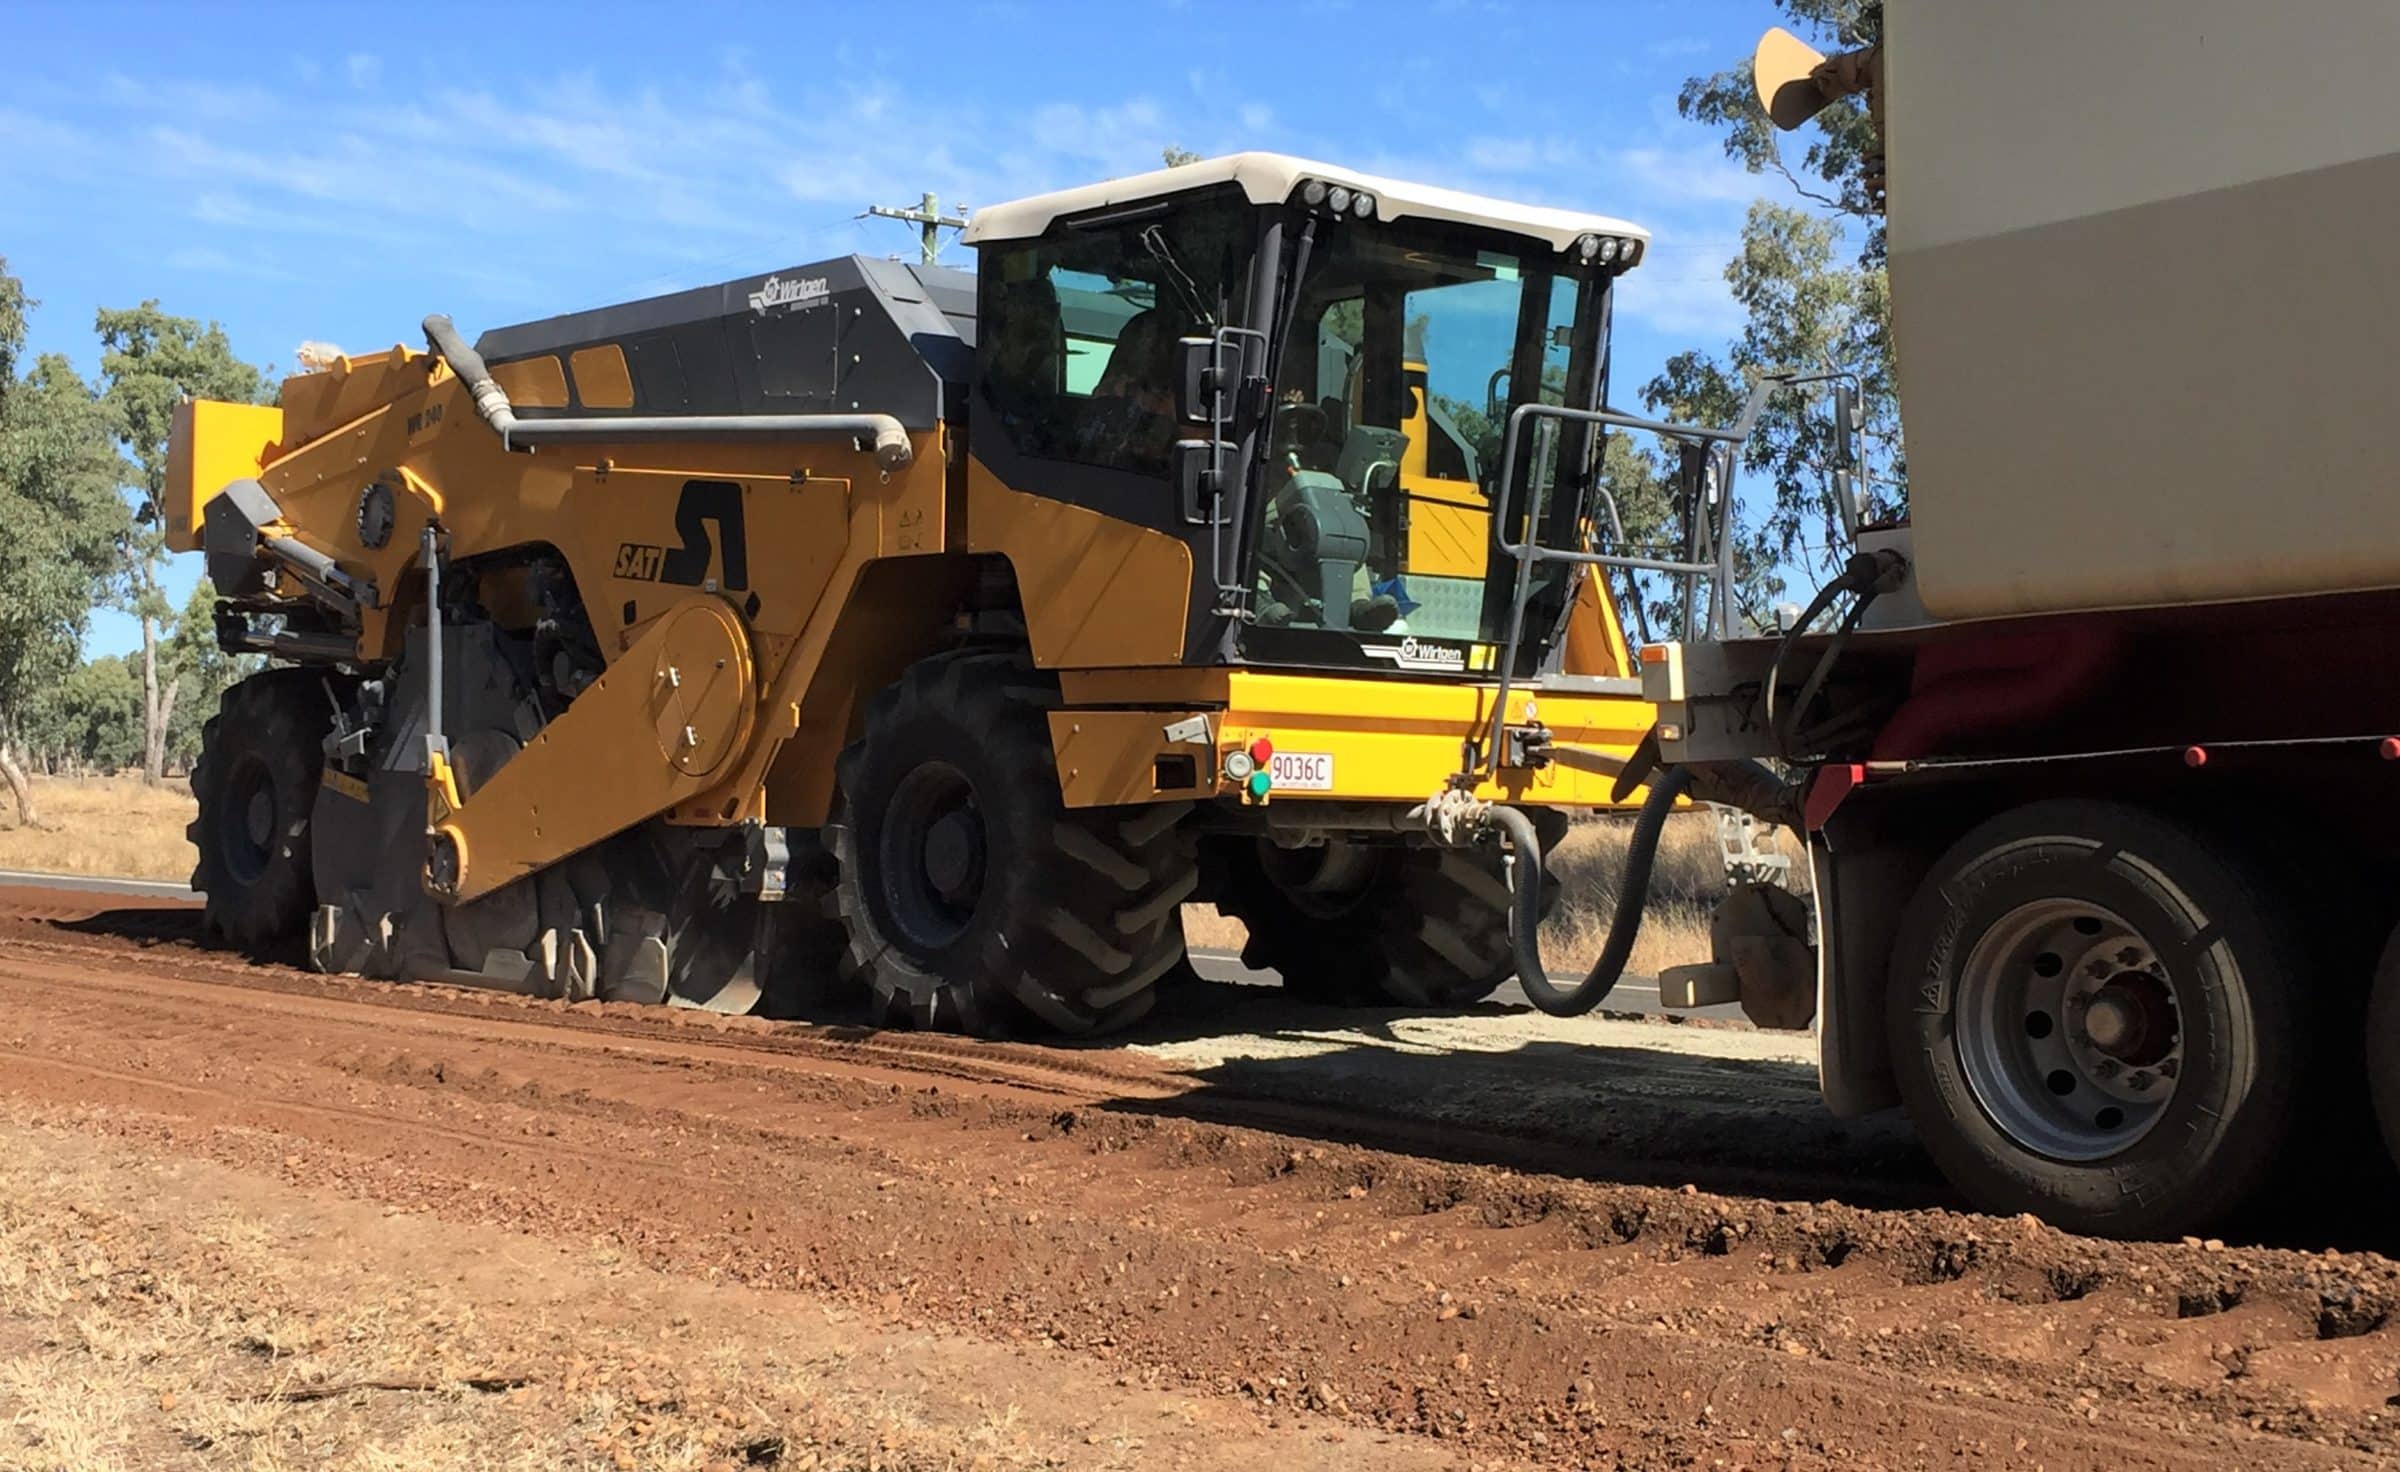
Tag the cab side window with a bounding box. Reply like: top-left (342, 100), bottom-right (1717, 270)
top-left (977, 197), bottom-right (1249, 475)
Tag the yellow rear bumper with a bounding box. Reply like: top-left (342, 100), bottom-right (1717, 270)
top-left (1051, 669), bottom-right (1658, 811)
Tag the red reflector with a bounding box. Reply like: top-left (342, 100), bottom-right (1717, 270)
top-left (2382, 737), bottom-right (2400, 762)
top-left (1802, 763), bottom-right (1867, 832)
top-left (2182, 745), bottom-right (2208, 768)
top-left (1248, 736), bottom-right (1274, 765)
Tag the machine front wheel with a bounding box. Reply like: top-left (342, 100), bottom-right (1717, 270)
top-left (1887, 800), bottom-right (2301, 1239)
top-left (189, 669), bottom-right (338, 949)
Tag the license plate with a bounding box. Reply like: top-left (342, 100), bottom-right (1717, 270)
top-left (1269, 752), bottom-right (1334, 791)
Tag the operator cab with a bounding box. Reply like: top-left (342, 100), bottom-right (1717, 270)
top-left (964, 153), bottom-right (1649, 680)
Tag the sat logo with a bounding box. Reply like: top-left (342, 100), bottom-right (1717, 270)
top-left (614, 479), bottom-right (748, 589)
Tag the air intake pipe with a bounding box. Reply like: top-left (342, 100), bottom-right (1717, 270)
top-left (421, 315), bottom-right (915, 470)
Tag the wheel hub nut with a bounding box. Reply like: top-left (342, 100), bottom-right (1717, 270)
top-left (2084, 995), bottom-right (2133, 1050)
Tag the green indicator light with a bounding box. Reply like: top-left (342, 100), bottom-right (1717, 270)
top-left (1247, 769), bottom-right (1273, 799)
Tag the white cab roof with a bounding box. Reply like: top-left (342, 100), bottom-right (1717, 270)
top-left (961, 151), bottom-right (1649, 259)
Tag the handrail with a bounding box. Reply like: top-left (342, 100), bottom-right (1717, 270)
top-left (1468, 379), bottom-right (1782, 782)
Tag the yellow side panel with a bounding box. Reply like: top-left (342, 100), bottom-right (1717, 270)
top-left (437, 595), bottom-right (756, 903)
top-left (278, 347), bottom-right (423, 448)
top-left (163, 399), bottom-right (285, 552)
top-left (1398, 380), bottom-right (1489, 580)
top-left (569, 344), bottom-right (635, 408)
top-left (1404, 486), bottom-right (1490, 579)
top-left (1047, 708), bottom-right (1220, 806)
top-left (490, 356), bottom-right (568, 408)
top-left (965, 456), bottom-right (1191, 668)
top-left (1559, 568), bottom-right (1633, 678)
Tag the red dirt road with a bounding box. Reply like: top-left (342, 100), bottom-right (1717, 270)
top-left (4, 887), bottom-right (2399, 1470)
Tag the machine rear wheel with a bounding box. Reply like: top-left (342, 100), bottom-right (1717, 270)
top-left (1210, 833), bottom-right (1558, 1009)
top-left (1888, 800), bottom-right (2301, 1238)
top-left (829, 651), bottom-right (1199, 1037)
top-left (1207, 839), bottom-right (1399, 1004)
top-left (189, 669), bottom-right (337, 948)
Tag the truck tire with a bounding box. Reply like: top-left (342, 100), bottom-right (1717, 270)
top-left (189, 668), bottom-right (336, 949)
top-left (1887, 799), bottom-right (2301, 1239)
top-left (2363, 928), bottom-right (2400, 1182)
top-left (828, 651), bottom-right (1198, 1037)
top-left (1212, 831), bottom-right (1560, 1009)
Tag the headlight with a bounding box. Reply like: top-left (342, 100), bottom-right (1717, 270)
top-left (1325, 186), bottom-right (1353, 214)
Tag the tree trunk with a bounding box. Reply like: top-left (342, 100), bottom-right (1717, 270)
top-left (140, 609), bottom-right (166, 784)
top-left (156, 676), bottom-right (181, 777)
top-left (0, 738), bottom-right (36, 827)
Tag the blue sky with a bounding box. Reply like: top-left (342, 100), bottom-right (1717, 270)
top-left (4, 0), bottom-right (1792, 657)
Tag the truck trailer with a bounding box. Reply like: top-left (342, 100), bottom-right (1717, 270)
top-left (1642, 0), bottom-right (2400, 1237)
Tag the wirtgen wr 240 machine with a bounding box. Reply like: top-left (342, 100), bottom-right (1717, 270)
top-left (169, 154), bottom-right (1784, 1036)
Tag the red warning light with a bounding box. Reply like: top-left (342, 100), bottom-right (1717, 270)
top-left (1248, 736), bottom-right (1274, 766)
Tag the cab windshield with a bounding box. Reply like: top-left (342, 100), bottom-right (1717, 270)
top-left (1241, 219), bottom-right (1596, 669)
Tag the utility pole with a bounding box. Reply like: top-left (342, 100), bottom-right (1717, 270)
top-left (864, 192), bottom-right (970, 266)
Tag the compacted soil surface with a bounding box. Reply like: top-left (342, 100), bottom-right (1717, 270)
top-left (2, 886), bottom-right (2398, 1471)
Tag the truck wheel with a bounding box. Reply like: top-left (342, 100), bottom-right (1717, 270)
top-left (189, 669), bottom-right (336, 948)
top-left (828, 652), bottom-right (1198, 1037)
top-left (1888, 800), bottom-right (2300, 1238)
top-left (2364, 928), bottom-right (2400, 1181)
top-left (1212, 837), bottom-right (1554, 1009)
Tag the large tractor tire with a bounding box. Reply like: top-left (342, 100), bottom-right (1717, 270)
top-left (2363, 928), bottom-right (2400, 1184)
top-left (828, 651), bottom-right (1199, 1037)
top-left (189, 668), bottom-right (338, 949)
top-left (1212, 823), bottom-right (1561, 1009)
top-left (1887, 800), bottom-right (2301, 1239)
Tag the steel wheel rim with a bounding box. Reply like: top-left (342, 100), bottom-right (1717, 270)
top-left (877, 762), bottom-right (985, 955)
top-left (1954, 897), bottom-right (2185, 1163)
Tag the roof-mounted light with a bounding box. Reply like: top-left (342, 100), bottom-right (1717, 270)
top-left (1351, 191), bottom-right (1374, 218)
top-left (1576, 233), bottom-right (1643, 269)
top-left (1301, 179), bottom-right (1328, 207)
top-left (1325, 185), bottom-right (1354, 215)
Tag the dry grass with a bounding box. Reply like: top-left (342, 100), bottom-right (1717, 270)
top-left (0, 775), bottom-right (197, 883)
top-left (1184, 811), bottom-right (1806, 979)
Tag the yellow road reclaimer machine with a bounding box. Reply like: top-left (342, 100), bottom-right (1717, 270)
top-left (168, 156), bottom-right (1780, 1038)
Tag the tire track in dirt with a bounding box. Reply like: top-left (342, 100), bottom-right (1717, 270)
top-left (3, 891), bottom-right (2399, 1468)
top-left (0, 897), bottom-right (1909, 1202)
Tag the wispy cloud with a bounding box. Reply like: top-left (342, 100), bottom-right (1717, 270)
top-left (4, 37), bottom-right (1766, 348)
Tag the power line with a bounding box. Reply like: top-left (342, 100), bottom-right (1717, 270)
top-left (864, 191), bottom-right (970, 266)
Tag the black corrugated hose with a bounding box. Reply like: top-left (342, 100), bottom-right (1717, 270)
top-left (1485, 764), bottom-right (1695, 1016)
